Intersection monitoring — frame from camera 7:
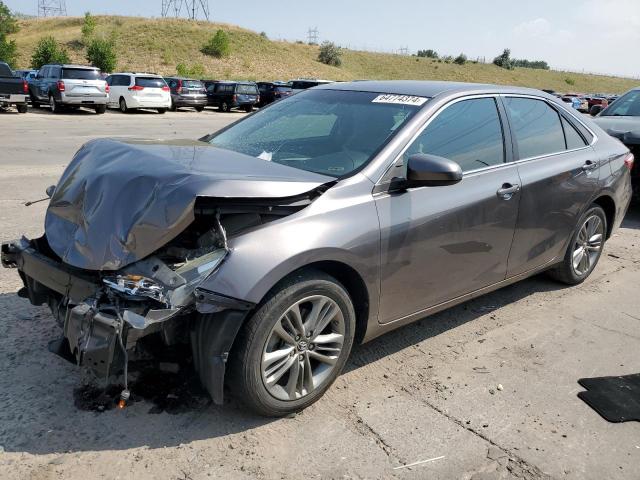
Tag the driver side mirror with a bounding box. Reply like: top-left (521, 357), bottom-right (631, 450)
top-left (406, 154), bottom-right (463, 187)
top-left (590, 105), bottom-right (604, 116)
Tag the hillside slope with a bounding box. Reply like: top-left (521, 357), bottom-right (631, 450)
top-left (10, 16), bottom-right (639, 93)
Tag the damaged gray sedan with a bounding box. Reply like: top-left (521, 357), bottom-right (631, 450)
top-left (2, 81), bottom-right (633, 416)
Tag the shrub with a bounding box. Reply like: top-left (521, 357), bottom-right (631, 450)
top-left (318, 41), bottom-right (342, 67)
top-left (176, 62), bottom-right (205, 78)
top-left (81, 12), bottom-right (96, 43)
top-left (260, 31), bottom-right (268, 39)
top-left (31, 36), bottom-right (70, 69)
top-left (442, 55), bottom-right (453, 63)
top-left (201, 29), bottom-right (231, 58)
top-left (417, 49), bottom-right (438, 59)
top-left (454, 53), bottom-right (467, 65)
top-left (565, 77), bottom-right (576, 86)
top-left (86, 37), bottom-right (117, 72)
top-left (493, 48), bottom-right (514, 70)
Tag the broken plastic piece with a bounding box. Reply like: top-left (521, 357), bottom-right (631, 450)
top-left (118, 389), bottom-right (130, 409)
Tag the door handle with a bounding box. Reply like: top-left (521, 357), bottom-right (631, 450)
top-left (497, 183), bottom-right (520, 200)
top-left (582, 160), bottom-right (599, 172)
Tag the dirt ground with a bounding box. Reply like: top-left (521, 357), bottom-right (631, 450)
top-left (1, 107), bottom-right (639, 480)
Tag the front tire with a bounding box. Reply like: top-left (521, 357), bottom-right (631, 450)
top-left (228, 270), bottom-right (356, 416)
top-left (548, 204), bottom-right (607, 285)
top-left (16, 104), bottom-right (28, 113)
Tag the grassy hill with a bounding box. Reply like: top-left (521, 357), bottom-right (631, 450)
top-left (10, 15), bottom-right (639, 94)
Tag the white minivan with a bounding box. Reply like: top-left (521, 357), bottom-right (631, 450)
top-left (106, 73), bottom-right (172, 113)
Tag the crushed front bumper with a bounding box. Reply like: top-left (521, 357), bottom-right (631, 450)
top-left (2, 237), bottom-right (253, 403)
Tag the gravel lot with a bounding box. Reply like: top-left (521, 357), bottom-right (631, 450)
top-left (1, 108), bottom-right (639, 480)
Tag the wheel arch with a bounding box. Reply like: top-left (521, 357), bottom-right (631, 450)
top-left (592, 194), bottom-right (616, 239)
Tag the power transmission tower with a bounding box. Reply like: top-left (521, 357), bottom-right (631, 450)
top-left (398, 46), bottom-right (409, 55)
top-left (37, 0), bottom-right (67, 17)
top-left (307, 27), bottom-right (319, 45)
top-left (161, 0), bottom-right (211, 20)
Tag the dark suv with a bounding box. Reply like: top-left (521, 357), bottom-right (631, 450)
top-left (29, 64), bottom-right (108, 114)
top-left (257, 82), bottom-right (292, 107)
top-left (164, 77), bottom-right (207, 111)
top-left (204, 81), bottom-right (259, 112)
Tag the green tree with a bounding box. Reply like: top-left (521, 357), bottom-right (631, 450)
top-left (417, 49), bottom-right (438, 59)
top-left (454, 53), bottom-right (467, 65)
top-left (493, 48), bottom-right (514, 70)
top-left (201, 29), bottom-right (231, 58)
top-left (81, 12), bottom-right (96, 43)
top-left (176, 62), bottom-right (205, 78)
top-left (31, 36), bottom-right (70, 69)
top-left (86, 37), bottom-right (117, 72)
top-left (0, 1), bottom-right (19, 67)
top-left (318, 41), bottom-right (342, 67)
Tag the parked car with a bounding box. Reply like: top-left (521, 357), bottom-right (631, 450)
top-left (0, 62), bottom-right (29, 113)
top-left (560, 95), bottom-right (582, 110)
top-left (257, 81), bottom-right (292, 107)
top-left (105, 73), bottom-right (171, 113)
top-left (28, 64), bottom-right (108, 114)
top-left (290, 78), bottom-right (333, 93)
top-left (562, 93), bottom-right (588, 112)
top-left (164, 77), bottom-right (207, 111)
top-left (592, 86), bottom-right (640, 201)
top-left (2, 81), bottom-right (632, 417)
top-left (15, 69), bottom-right (38, 83)
top-left (204, 80), bottom-right (260, 112)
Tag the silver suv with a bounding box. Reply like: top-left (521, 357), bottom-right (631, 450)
top-left (29, 64), bottom-right (109, 114)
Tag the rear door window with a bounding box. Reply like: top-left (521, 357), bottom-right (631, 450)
top-left (504, 97), bottom-right (566, 159)
top-left (61, 68), bottom-right (101, 80)
top-left (135, 77), bottom-right (166, 88)
top-left (405, 97), bottom-right (505, 172)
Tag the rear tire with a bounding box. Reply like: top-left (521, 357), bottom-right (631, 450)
top-left (244, 104), bottom-right (254, 113)
top-left (547, 204), bottom-right (607, 285)
top-left (170, 100), bottom-right (177, 112)
top-left (157, 108), bottom-right (167, 114)
top-left (49, 95), bottom-right (60, 114)
top-left (95, 104), bottom-right (106, 114)
top-left (195, 106), bottom-right (205, 112)
top-left (16, 104), bottom-right (28, 113)
top-left (228, 270), bottom-right (356, 416)
top-left (119, 97), bottom-right (128, 113)
top-left (30, 93), bottom-right (40, 108)
top-left (219, 101), bottom-right (230, 112)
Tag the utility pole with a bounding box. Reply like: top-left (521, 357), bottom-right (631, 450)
top-left (37, 0), bottom-right (67, 17)
top-left (398, 46), bottom-right (409, 56)
top-left (307, 27), bottom-right (319, 45)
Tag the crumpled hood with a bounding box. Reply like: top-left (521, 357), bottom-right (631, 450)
top-left (593, 116), bottom-right (640, 145)
top-left (45, 138), bottom-right (334, 271)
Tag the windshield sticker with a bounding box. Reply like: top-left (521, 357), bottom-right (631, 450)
top-left (372, 94), bottom-right (428, 106)
top-left (257, 151), bottom-right (273, 161)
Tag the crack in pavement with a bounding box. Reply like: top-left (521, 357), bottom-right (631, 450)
top-left (398, 385), bottom-right (554, 480)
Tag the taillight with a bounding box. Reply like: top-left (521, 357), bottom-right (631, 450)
top-left (257, 95), bottom-right (260, 102)
top-left (624, 152), bottom-right (634, 171)
top-left (128, 85), bottom-right (144, 91)
top-left (105, 84), bottom-right (110, 93)
top-left (177, 80), bottom-right (182, 90)
top-left (162, 86), bottom-right (170, 92)
top-left (22, 80), bottom-right (28, 93)
top-left (57, 80), bottom-right (65, 92)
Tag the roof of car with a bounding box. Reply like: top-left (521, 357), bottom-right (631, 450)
top-left (50, 64), bottom-right (99, 69)
top-left (314, 80), bottom-right (547, 98)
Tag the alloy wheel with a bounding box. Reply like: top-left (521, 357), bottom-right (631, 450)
top-left (572, 214), bottom-right (604, 276)
top-left (261, 295), bottom-right (345, 401)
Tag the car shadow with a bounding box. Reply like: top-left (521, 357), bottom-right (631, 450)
top-left (0, 271), bottom-right (567, 455)
top-left (621, 202), bottom-right (640, 229)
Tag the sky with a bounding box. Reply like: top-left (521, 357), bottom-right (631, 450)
top-left (6, 0), bottom-right (640, 77)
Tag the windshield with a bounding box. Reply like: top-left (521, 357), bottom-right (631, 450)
top-left (62, 68), bottom-right (100, 80)
top-left (275, 86), bottom-right (292, 93)
top-left (601, 89), bottom-right (640, 117)
top-left (135, 77), bottom-right (166, 88)
top-left (208, 89), bottom-right (424, 178)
